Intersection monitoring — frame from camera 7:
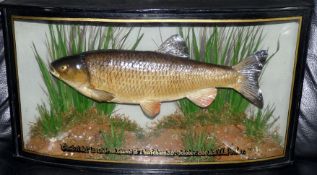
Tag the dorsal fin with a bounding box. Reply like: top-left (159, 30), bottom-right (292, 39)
top-left (156, 34), bottom-right (189, 58)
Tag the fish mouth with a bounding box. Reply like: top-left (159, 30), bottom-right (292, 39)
top-left (49, 64), bottom-right (60, 78)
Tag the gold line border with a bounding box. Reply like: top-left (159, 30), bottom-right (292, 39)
top-left (10, 15), bottom-right (302, 165)
top-left (12, 16), bottom-right (301, 23)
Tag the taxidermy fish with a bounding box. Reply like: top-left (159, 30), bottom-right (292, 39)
top-left (50, 34), bottom-right (267, 118)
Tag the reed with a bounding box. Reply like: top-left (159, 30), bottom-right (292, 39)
top-left (100, 120), bottom-right (125, 160)
top-left (182, 128), bottom-right (216, 161)
top-left (245, 105), bottom-right (279, 140)
top-left (178, 26), bottom-right (264, 116)
top-left (34, 104), bottom-right (62, 138)
top-left (33, 24), bottom-right (143, 137)
top-left (101, 120), bottom-right (125, 149)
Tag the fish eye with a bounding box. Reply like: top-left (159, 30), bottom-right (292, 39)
top-left (60, 65), bottom-right (69, 71)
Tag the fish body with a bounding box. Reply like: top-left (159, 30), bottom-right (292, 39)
top-left (85, 50), bottom-right (237, 103)
top-left (50, 35), bottom-right (267, 117)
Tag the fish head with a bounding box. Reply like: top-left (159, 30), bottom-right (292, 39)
top-left (50, 55), bottom-right (89, 87)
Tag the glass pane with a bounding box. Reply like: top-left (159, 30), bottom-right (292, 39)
top-left (13, 18), bottom-right (300, 164)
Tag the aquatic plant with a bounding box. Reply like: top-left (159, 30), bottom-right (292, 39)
top-left (101, 121), bottom-right (125, 149)
top-left (177, 27), bottom-right (282, 142)
top-left (182, 128), bottom-right (216, 161)
top-left (31, 105), bottom-right (97, 138)
top-left (244, 105), bottom-right (279, 140)
top-left (33, 24), bottom-right (143, 138)
top-left (178, 26), bottom-right (264, 115)
top-left (32, 104), bottom-right (63, 138)
top-left (101, 120), bottom-right (126, 160)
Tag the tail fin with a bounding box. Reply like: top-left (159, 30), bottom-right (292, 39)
top-left (233, 50), bottom-right (268, 108)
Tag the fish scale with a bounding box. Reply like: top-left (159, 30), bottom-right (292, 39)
top-left (50, 34), bottom-right (267, 117)
top-left (84, 50), bottom-right (238, 102)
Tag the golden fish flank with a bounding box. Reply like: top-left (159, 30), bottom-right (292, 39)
top-left (50, 34), bottom-right (268, 118)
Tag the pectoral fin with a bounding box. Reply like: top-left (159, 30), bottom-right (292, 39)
top-left (186, 88), bottom-right (217, 107)
top-left (140, 101), bottom-right (161, 118)
top-left (88, 88), bottom-right (114, 102)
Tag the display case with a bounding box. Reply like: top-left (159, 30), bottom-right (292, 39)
top-left (0, 0), bottom-right (313, 173)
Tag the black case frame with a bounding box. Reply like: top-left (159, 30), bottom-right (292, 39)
top-left (0, 0), bottom-right (313, 173)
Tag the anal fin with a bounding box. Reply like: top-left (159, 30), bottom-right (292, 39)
top-left (140, 101), bottom-right (161, 118)
top-left (186, 88), bottom-right (217, 107)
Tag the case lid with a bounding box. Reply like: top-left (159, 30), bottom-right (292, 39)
top-left (0, 0), bottom-right (313, 12)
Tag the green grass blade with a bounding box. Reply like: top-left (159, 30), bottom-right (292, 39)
top-left (131, 28), bottom-right (144, 50)
top-left (178, 26), bottom-right (266, 116)
top-left (33, 24), bottom-right (144, 138)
